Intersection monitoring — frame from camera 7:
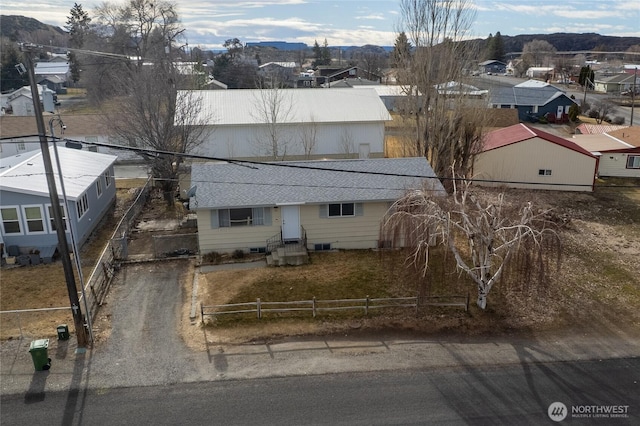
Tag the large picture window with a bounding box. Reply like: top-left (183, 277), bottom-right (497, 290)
top-left (1, 207), bottom-right (22, 234)
top-left (22, 205), bottom-right (45, 234)
top-left (215, 207), bottom-right (269, 227)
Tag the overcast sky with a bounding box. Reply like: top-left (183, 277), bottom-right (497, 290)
top-left (2, 0), bottom-right (639, 50)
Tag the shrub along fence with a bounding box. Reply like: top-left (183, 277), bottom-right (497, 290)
top-left (201, 294), bottom-right (469, 323)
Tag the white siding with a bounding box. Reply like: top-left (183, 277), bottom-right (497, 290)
top-left (597, 153), bottom-right (640, 178)
top-left (193, 122), bottom-right (385, 160)
top-left (473, 137), bottom-right (596, 192)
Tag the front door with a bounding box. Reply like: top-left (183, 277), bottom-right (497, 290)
top-left (556, 105), bottom-right (564, 119)
top-left (281, 205), bottom-right (301, 241)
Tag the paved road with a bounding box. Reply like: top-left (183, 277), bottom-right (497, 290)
top-left (2, 357), bottom-right (638, 425)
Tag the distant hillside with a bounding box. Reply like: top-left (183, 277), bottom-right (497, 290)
top-left (496, 32), bottom-right (640, 53)
top-left (0, 15), bottom-right (67, 44)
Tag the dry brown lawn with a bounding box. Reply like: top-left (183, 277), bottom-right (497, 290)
top-left (3, 177), bottom-right (639, 344)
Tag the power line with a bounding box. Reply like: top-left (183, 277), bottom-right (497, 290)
top-left (3, 134), bottom-right (637, 190)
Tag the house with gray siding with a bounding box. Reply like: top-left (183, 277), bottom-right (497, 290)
top-left (1, 147), bottom-right (117, 259)
top-left (488, 80), bottom-right (577, 123)
top-left (189, 157), bottom-right (445, 255)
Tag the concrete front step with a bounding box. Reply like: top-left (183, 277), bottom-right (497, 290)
top-left (267, 245), bottom-right (309, 266)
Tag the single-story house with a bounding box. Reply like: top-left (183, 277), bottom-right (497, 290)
top-left (0, 114), bottom-right (138, 161)
top-left (190, 157), bottom-right (445, 254)
top-left (479, 60), bottom-right (506, 74)
top-left (184, 88), bottom-right (392, 160)
top-left (323, 66), bottom-right (382, 84)
top-left (34, 61), bottom-right (71, 84)
top-left (593, 73), bottom-right (638, 94)
top-left (435, 81), bottom-right (488, 98)
top-left (488, 80), bottom-right (577, 123)
top-left (1, 85), bottom-right (56, 116)
top-left (571, 129), bottom-right (640, 178)
top-left (37, 75), bottom-right (67, 94)
top-left (574, 123), bottom-right (627, 135)
top-left (473, 123), bottom-right (597, 192)
top-left (0, 147), bottom-right (117, 257)
top-left (525, 67), bottom-right (555, 79)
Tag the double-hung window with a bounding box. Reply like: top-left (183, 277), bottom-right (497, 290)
top-left (22, 205), bottom-right (46, 234)
top-left (46, 204), bottom-right (68, 232)
top-left (328, 203), bottom-right (355, 217)
top-left (1, 207), bottom-right (22, 234)
top-left (213, 207), bottom-right (270, 228)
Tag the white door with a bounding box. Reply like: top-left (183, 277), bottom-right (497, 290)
top-left (281, 205), bottom-right (301, 241)
top-left (556, 105), bottom-right (563, 119)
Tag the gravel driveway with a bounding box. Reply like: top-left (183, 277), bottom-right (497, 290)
top-left (88, 260), bottom-right (204, 388)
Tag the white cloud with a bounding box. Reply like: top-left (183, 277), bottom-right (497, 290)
top-left (355, 14), bottom-right (386, 21)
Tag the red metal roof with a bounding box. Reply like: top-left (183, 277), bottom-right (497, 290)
top-left (482, 123), bottom-right (595, 158)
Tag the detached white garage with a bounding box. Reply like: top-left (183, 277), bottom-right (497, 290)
top-left (473, 124), bottom-right (597, 192)
top-left (181, 88), bottom-right (391, 161)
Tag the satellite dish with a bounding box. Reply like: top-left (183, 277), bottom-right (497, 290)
top-left (186, 185), bottom-right (197, 198)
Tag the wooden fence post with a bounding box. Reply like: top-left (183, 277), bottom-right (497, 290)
top-left (365, 295), bottom-right (369, 315)
top-left (312, 297), bottom-right (316, 318)
top-left (257, 298), bottom-right (261, 319)
top-left (200, 303), bottom-right (204, 324)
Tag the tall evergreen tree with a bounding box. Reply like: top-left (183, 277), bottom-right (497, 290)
top-left (0, 41), bottom-right (29, 92)
top-left (391, 31), bottom-right (412, 68)
top-left (65, 3), bottom-right (91, 83)
top-left (484, 32), bottom-right (505, 62)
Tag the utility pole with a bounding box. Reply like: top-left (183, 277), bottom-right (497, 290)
top-left (631, 67), bottom-right (637, 127)
top-left (21, 44), bottom-right (89, 349)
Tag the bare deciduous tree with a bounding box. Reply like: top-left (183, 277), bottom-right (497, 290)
top-left (251, 86), bottom-right (295, 160)
top-left (299, 113), bottom-right (318, 159)
top-left (381, 180), bottom-right (561, 309)
top-left (522, 39), bottom-right (557, 68)
top-left (589, 99), bottom-right (618, 124)
top-left (106, 63), bottom-right (211, 205)
top-left (397, 0), bottom-right (486, 186)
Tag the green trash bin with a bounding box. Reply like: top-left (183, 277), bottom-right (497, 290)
top-left (57, 324), bottom-right (70, 340)
top-left (29, 339), bottom-right (51, 371)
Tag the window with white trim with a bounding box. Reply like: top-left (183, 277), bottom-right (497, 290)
top-left (626, 155), bottom-right (640, 169)
top-left (76, 193), bottom-right (89, 219)
top-left (46, 204), bottom-right (68, 232)
top-left (96, 178), bottom-right (103, 197)
top-left (1, 207), bottom-right (22, 234)
top-left (22, 205), bottom-right (46, 234)
top-left (104, 169), bottom-right (112, 187)
top-left (17, 142), bottom-right (26, 151)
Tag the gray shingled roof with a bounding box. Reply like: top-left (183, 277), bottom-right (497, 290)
top-left (190, 157), bottom-right (444, 209)
top-left (489, 85), bottom-right (573, 107)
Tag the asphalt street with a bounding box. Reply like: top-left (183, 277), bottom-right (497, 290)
top-left (1, 357), bottom-right (638, 425)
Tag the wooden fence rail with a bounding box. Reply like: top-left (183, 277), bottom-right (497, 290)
top-left (201, 294), bottom-right (468, 322)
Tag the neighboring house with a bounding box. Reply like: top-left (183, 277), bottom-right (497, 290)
top-left (258, 62), bottom-right (298, 86)
top-left (525, 67), bottom-right (555, 79)
top-left (352, 85), bottom-right (422, 112)
top-left (37, 75), bottom-right (67, 94)
top-left (322, 66), bottom-right (382, 84)
top-left (184, 88), bottom-right (392, 160)
top-left (435, 81), bottom-right (488, 97)
top-left (571, 129), bottom-right (640, 178)
top-left (574, 123), bottom-right (627, 135)
top-left (34, 61), bottom-right (71, 84)
top-left (1, 85), bottom-right (56, 116)
top-left (478, 60), bottom-right (506, 74)
top-left (327, 78), bottom-right (379, 88)
top-left (593, 73), bottom-right (638, 94)
top-left (0, 147), bottom-right (117, 256)
top-left (189, 157), bottom-right (445, 254)
top-left (488, 80), bottom-right (577, 123)
top-left (473, 123), bottom-right (597, 192)
top-left (0, 114), bottom-right (138, 161)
